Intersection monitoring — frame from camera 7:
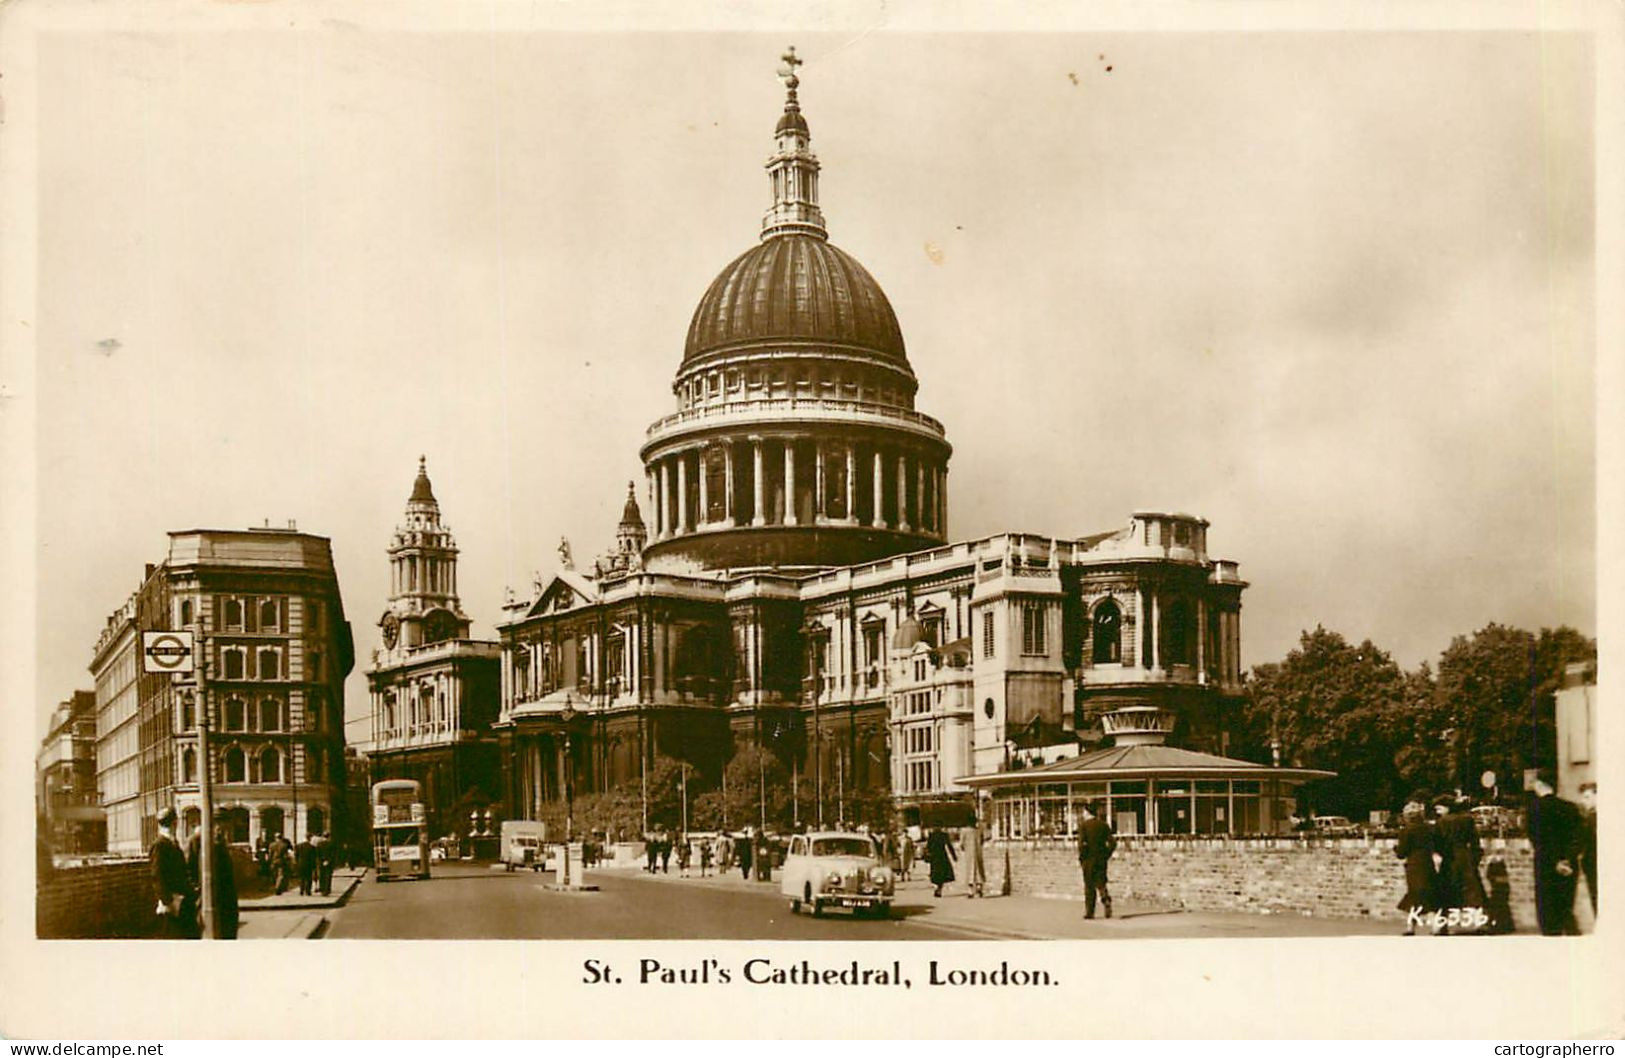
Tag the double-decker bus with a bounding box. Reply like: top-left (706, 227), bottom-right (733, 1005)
top-left (371, 779), bottom-right (430, 881)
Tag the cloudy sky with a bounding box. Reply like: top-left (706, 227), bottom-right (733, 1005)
top-left (28, 23), bottom-right (1595, 739)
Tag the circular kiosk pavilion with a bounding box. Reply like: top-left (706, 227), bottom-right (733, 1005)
top-left (962, 706), bottom-right (1334, 839)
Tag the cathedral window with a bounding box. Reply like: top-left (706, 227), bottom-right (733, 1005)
top-left (921, 614), bottom-right (944, 648)
top-left (1021, 602), bottom-right (1047, 656)
top-left (1092, 600), bottom-right (1123, 665)
top-left (982, 612), bottom-right (995, 659)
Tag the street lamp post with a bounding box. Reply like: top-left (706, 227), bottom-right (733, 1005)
top-left (1001, 739), bottom-right (1015, 897)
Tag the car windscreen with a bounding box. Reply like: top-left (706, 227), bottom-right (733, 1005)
top-left (811, 838), bottom-right (875, 857)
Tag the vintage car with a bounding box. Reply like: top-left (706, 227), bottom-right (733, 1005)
top-left (781, 831), bottom-right (894, 918)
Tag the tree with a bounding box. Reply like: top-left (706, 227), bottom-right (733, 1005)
top-left (1238, 627), bottom-right (1413, 816)
top-left (1434, 623), bottom-right (1595, 792)
top-left (720, 746), bottom-right (792, 831)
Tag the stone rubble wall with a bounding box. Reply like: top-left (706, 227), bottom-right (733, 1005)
top-left (987, 835), bottom-right (1538, 925)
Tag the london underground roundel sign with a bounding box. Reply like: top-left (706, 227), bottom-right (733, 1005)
top-left (142, 631), bottom-right (196, 674)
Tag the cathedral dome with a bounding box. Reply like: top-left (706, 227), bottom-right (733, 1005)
top-left (682, 235), bottom-right (907, 368)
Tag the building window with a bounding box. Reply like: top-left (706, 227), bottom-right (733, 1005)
top-left (308, 807), bottom-right (326, 836)
top-left (863, 622), bottom-right (884, 667)
top-left (1163, 599), bottom-right (1194, 667)
top-left (259, 697), bottom-right (282, 732)
top-left (259, 598), bottom-right (280, 630)
top-left (222, 649), bottom-right (245, 680)
top-left (1092, 600), bottom-right (1122, 664)
top-left (982, 612), bottom-right (995, 658)
top-left (1021, 601), bottom-right (1047, 656)
top-left (181, 747), bottom-right (196, 784)
top-left (224, 746), bottom-right (246, 782)
top-left (921, 614), bottom-right (944, 648)
top-left (180, 599), bottom-right (193, 626)
top-left (257, 648), bottom-right (280, 680)
top-left (224, 599), bottom-right (244, 628)
top-left (180, 694), bottom-right (195, 731)
top-left (259, 747), bottom-right (281, 783)
top-left (224, 697), bottom-right (246, 732)
top-left (382, 694), bottom-right (396, 731)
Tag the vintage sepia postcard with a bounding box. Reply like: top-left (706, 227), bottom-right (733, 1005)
top-left (2, 0), bottom-right (1620, 1041)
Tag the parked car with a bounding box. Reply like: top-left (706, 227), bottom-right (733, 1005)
top-left (1310, 815), bottom-right (1360, 836)
top-left (781, 830), bottom-right (894, 918)
top-left (1471, 804), bottom-right (1525, 834)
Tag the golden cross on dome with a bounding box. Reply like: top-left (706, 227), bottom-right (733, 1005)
top-left (779, 46), bottom-right (801, 83)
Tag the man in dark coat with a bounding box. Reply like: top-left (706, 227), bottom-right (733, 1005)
top-left (269, 832), bottom-right (291, 893)
top-left (187, 825), bottom-right (240, 940)
top-left (1528, 770), bottom-right (1583, 935)
top-left (294, 834), bottom-right (316, 896)
top-left (1394, 797), bottom-right (1438, 934)
top-left (316, 833), bottom-right (335, 896)
top-left (1579, 783), bottom-right (1597, 917)
top-left (149, 808), bottom-right (198, 939)
top-left (1076, 801), bottom-right (1117, 919)
top-left (738, 829), bottom-right (755, 881)
top-left (925, 827), bottom-right (957, 898)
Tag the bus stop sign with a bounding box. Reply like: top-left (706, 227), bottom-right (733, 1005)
top-left (142, 631), bottom-right (195, 674)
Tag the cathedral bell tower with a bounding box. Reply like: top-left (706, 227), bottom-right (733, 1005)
top-left (380, 457), bottom-right (472, 653)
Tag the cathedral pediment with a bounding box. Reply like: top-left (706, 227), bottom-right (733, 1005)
top-left (525, 571), bottom-right (600, 618)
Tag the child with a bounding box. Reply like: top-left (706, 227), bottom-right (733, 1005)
top-left (1484, 854), bottom-right (1515, 935)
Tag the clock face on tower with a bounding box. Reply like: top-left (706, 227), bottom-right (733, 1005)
top-left (381, 613), bottom-right (399, 649)
top-left (424, 609), bottom-right (458, 645)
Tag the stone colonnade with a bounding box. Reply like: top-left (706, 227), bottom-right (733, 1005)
top-left (644, 437), bottom-right (946, 541)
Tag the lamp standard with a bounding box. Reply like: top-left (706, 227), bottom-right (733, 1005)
top-left (561, 694), bottom-right (576, 845)
top-left (1001, 738), bottom-right (1015, 897)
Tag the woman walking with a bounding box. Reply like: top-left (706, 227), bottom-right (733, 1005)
top-left (925, 827), bottom-right (957, 898)
top-left (1435, 795), bottom-right (1487, 930)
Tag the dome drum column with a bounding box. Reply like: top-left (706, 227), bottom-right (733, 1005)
top-left (783, 444), bottom-right (799, 526)
top-left (871, 450), bottom-right (886, 529)
top-left (751, 438), bottom-right (767, 526)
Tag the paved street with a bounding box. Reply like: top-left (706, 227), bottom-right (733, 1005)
top-left (322, 861), bottom-right (1399, 940)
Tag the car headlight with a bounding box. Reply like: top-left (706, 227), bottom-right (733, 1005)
top-left (827, 870), bottom-right (843, 886)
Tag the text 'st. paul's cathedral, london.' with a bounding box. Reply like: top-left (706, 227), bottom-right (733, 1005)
top-left (369, 52), bottom-right (1275, 838)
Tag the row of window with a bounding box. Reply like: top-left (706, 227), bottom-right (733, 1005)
top-left (176, 595), bottom-right (321, 633)
top-left (678, 366), bottom-right (905, 409)
top-left (901, 760), bottom-right (936, 793)
top-left (901, 725), bottom-right (935, 754)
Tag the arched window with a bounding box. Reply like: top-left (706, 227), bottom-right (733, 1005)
top-left (224, 697), bottom-right (246, 732)
top-left (180, 694), bottom-right (195, 731)
top-left (383, 694), bottom-right (396, 730)
top-left (1092, 600), bottom-right (1122, 665)
top-left (257, 648), bottom-right (279, 680)
top-left (224, 599), bottom-right (244, 627)
top-left (1163, 598), bottom-right (1195, 667)
top-left (224, 746), bottom-right (246, 782)
top-left (223, 650), bottom-right (244, 680)
top-left (181, 747), bottom-right (197, 783)
top-left (179, 599), bottom-right (193, 625)
top-left (419, 687), bottom-right (434, 727)
top-left (259, 697), bottom-right (282, 732)
top-left (259, 747), bottom-right (282, 783)
top-left (259, 598), bottom-right (279, 630)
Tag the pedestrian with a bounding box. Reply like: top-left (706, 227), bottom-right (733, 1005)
top-left (716, 832), bottom-right (732, 873)
top-left (658, 828), bottom-right (673, 874)
top-left (699, 836), bottom-right (713, 877)
top-left (739, 829), bottom-right (755, 881)
top-left (1434, 796), bottom-right (1486, 930)
top-left (1076, 801), bottom-right (1116, 919)
top-left (961, 822), bottom-right (987, 898)
top-left (316, 833), bottom-right (335, 896)
top-left (254, 832), bottom-right (270, 880)
top-left (1394, 793), bottom-right (1439, 935)
top-left (644, 831), bottom-right (658, 873)
top-left (295, 833), bottom-right (315, 896)
top-left (899, 830), bottom-right (915, 882)
top-left (925, 826), bottom-right (956, 898)
top-left (187, 824), bottom-right (240, 940)
top-left (677, 834), bottom-right (692, 877)
top-left (269, 831), bottom-right (291, 894)
top-left (1528, 769), bottom-right (1583, 935)
top-left (1579, 783), bottom-right (1598, 917)
top-left (148, 807), bottom-right (198, 939)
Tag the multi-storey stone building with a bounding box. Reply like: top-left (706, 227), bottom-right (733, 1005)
top-left (493, 53), bottom-right (1250, 828)
top-left (89, 527), bottom-right (356, 851)
top-left (37, 691), bottom-right (106, 856)
top-left (366, 460), bottom-right (502, 839)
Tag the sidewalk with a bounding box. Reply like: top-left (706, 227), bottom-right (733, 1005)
top-left (616, 863), bottom-right (1396, 939)
top-left (238, 867), bottom-right (367, 911)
